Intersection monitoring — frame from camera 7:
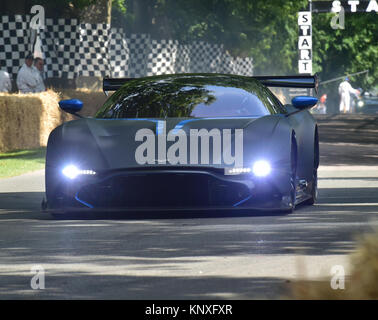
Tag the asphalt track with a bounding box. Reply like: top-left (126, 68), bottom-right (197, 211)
top-left (0, 114), bottom-right (377, 299)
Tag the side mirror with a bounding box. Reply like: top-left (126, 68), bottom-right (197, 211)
top-left (291, 96), bottom-right (318, 110)
top-left (59, 99), bottom-right (83, 114)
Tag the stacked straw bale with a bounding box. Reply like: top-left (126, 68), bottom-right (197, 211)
top-left (0, 90), bottom-right (73, 152)
top-left (59, 88), bottom-right (109, 117)
top-left (289, 231), bottom-right (378, 299)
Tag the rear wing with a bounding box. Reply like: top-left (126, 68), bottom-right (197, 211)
top-left (103, 77), bottom-right (134, 95)
top-left (103, 74), bottom-right (318, 94)
top-left (253, 75), bottom-right (318, 93)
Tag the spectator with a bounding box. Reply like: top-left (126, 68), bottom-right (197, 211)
top-left (16, 53), bottom-right (38, 93)
top-left (0, 68), bottom-right (12, 93)
top-left (32, 57), bottom-right (46, 92)
top-left (319, 93), bottom-right (327, 114)
top-left (338, 77), bottom-right (359, 114)
top-left (314, 93), bottom-right (327, 114)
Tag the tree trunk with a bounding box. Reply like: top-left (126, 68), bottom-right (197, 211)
top-left (80, 0), bottom-right (112, 24)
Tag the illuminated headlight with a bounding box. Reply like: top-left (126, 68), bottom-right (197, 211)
top-left (224, 167), bottom-right (252, 175)
top-left (224, 160), bottom-right (271, 177)
top-left (252, 160), bottom-right (271, 177)
top-left (62, 165), bottom-right (96, 179)
top-left (357, 100), bottom-right (364, 108)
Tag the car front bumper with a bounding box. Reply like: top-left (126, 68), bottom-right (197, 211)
top-left (45, 167), bottom-right (293, 213)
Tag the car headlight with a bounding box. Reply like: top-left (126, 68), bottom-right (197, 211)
top-left (357, 100), bottom-right (364, 108)
top-left (224, 167), bottom-right (252, 175)
top-left (62, 165), bottom-right (96, 179)
top-left (224, 160), bottom-right (271, 177)
top-left (252, 160), bottom-right (271, 177)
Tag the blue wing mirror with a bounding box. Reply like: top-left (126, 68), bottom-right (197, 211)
top-left (291, 96), bottom-right (318, 110)
top-left (59, 99), bottom-right (83, 115)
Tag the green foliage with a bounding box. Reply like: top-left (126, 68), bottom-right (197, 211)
top-left (10, 0), bottom-right (376, 89)
top-left (25, 0), bottom-right (98, 18)
top-left (112, 0), bottom-right (377, 89)
top-left (114, 0), bottom-right (310, 75)
top-left (313, 12), bottom-right (378, 89)
top-left (112, 0), bottom-right (127, 14)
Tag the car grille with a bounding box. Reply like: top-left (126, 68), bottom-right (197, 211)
top-left (76, 171), bottom-right (250, 208)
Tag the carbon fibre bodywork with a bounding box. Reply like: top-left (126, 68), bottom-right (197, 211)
top-left (44, 74), bottom-right (319, 214)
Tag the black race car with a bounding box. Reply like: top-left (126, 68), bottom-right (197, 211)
top-left (43, 73), bottom-right (319, 215)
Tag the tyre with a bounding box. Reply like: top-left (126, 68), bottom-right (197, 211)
top-left (304, 167), bottom-right (317, 205)
top-left (284, 139), bottom-right (297, 213)
top-left (304, 132), bottom-right (319, 206)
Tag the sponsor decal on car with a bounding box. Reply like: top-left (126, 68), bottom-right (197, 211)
top-left (135, 121), bottom-right (244, 167)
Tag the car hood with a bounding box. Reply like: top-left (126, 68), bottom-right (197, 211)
top-left (53, 116), bottom-right (280, 170)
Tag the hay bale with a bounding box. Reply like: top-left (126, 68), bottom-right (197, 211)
top-left (38, 90), bottom-right (74, 148)
top-left (59, 88), bottom-right (110, 117)
top-left (0, 90), bottom-right (73, 152)
top-left (0, 88), bottom-right (111, 152)
top-left (289, 231), bottom-right (378, 299)
top-left (347, 232), bottom-right (378, 299)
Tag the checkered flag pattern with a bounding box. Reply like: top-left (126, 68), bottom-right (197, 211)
top-left (231, 57), bottom-right (254, 76)
top-left (221, 51), bottom-right (238, 75)
top-left (40, 18), bottom-right (80, 79)
top-left (0, 15), bottom-right (31, 80)
top-left (147, 39), bottom-right (178, 75)
top-left (126, 34), bottom-right (151, 78)
top-left (205, 43), bottom-right (225, 74)
top-left (77, 23), bottom-right (111, 77)
top-left (188, 41), bottom-right (216, 73)
top-left (174, 44), bottom-right (190, 74)
top-left (109, 28), bottom-right (129, 78)
top-left (1, 16), bottom-right (253, 80)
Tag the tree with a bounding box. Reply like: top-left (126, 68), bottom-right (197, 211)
top-left (313, 11), bottom-right (378, 88)
top-left (114, 0), bottom-right (309, 75)
top-left (80, 0), bottom-right (113, 24)
top-left (2, 0), bottom-right (376, 90)
top-left (114, 0), bottom-right (376, 88)
top-left (0, 0), bottom-right (113, 22)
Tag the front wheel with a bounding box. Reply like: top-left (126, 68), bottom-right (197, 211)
top-left (305, 135), bottom-right (319, 206)
top-left (304, 167), bottom-right (318, 205)
top-left (283, 140), bottom-right (297, 213)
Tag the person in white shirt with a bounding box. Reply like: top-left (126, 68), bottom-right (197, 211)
top-left (338, 77), bottom-right (359, 113)
top-left (32, 57), bottom-right (46, 92)
top-left (16, 54), bottom-right (38, 93)
top-left (0, 69), bottom-right (12, 93)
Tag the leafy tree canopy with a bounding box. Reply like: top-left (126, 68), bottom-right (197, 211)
top-left (112, 0), bottom-right (377, 89)
top-left (2, 0), bottom-right (376, 89)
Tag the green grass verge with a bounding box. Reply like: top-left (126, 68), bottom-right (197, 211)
top-left (0, 148), bottom-right (46, 179)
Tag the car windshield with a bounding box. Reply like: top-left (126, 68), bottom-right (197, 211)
top-left (95, 75), bottom-right (278, 119)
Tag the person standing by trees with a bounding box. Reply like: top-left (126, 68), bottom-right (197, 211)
top-left (338, 77), bottom-right (360, 114)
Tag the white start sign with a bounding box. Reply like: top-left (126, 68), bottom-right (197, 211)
top-left (298, 11), bottom-right (312, 74)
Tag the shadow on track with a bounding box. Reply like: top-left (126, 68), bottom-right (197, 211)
top-left (0, 191), bottom-right (288, 220)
